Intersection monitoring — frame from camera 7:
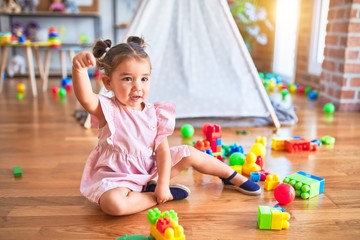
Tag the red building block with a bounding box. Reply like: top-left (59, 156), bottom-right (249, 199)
top-left (284, 139), bottom-right (311, 153)
top-left (156, 217), bottom-right (172, 233)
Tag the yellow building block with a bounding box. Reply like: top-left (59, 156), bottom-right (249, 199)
top-left (264, 174), bottom-right (280, 190)
top-left (150, 220), bottom-right (185, 240)
top-left (270, 209), bottom-right (291, 230)
top-left (256, 136), bottom-right (267, 147)
top-left (271, 138), bottom-right (286, 150)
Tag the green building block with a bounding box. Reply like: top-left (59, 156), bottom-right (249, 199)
top-left (147, 208), bottom-right (161, 225)
top-left (258, 206), bottom-right (272, 229)
top-left (283, 173), bottom-right (320, 199)
top-left (162, 209), bottom-right (178, 223)
top-left (115, 234), bottom-right (153, 240)
top-left (13, 166), bottom-right (22, 177)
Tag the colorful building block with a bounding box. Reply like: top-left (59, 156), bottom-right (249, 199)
top-left (250, 172), bottom-right (261, 182)
top-left (321, 135), bottom-right (335, 145)
top-left (148, 208), bottom-right (185, 240)
top-left (259, 169), bottom-right (270, 181)
top-left (202, 123), bottom-right (223, 161)
top-left (115, 234), bottom-right (153, 240)
top-left (270, 208), bottom-right (291, 230)
top-left (13, 166), bottom-right (22, 177)
top-left (255, 136), bottom-right (267, 146)
top-left (258, 205), bottom-right (272, 230)
top-left (283, 171), bottom-right (325, 199)
top-left (258, 206), bottom-right (290, 230)
top-left (296, 171), bottom-right (325, 194)
top-left (194, 139), bottom-right (210, 151)
top-left (264, 174), bottom-right (280, 190)
top-left (284, 139), bottom-right (311, 152)
top-left (271, 137), bottom-right (287, 151)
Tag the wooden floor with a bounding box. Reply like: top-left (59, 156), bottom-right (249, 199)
top-left (1, 78), bottom-right (360, 240)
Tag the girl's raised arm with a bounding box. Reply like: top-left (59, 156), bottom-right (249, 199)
top-left (72, 51), bottom-right (103, 121)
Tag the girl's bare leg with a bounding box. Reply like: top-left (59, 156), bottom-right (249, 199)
top-left (171, 146), bottom-right (247, 186)
top-left (99, 187), bottom-right (158, 216)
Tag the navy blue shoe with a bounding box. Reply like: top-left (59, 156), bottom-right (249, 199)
top-left (144, 181), bottom-right (190, 200)
top-left (221, 171), bottom-right (262, 196)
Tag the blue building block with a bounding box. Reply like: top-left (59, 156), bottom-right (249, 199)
top-left (250, 172), bottom-right (261, 182)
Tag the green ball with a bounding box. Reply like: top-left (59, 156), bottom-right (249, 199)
top-left (259, 72), bottom-right (265, 79)
top-left (58, 87), bottom-right (67, 97)
top-left (180, 124), bottom-right (194, 138)
top-left (323, 102), bottom-right (335, 114)
top-left (16, 92), bottom-right (24, 100)
top-left (229, 152), bottom-right (246, 166)
top-left (281, 89), bottom-right (289, 97)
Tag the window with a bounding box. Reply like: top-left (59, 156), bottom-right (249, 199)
top-left (308, 0), bottom-right (329, 75)
top-left (273, 0), bottom-right (300, 81)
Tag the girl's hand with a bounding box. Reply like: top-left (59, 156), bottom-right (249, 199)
top-left (72, 51), bottom-right (96, 73)
top-left (154, 183), bottom-right (173, 204)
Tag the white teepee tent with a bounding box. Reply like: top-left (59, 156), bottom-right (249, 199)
top-left (123, 0), bottom-right (280, 128)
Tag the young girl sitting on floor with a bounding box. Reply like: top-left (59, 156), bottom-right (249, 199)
top-left (72, 36), bottom-right (261, 216)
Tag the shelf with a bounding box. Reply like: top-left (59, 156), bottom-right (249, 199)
top-left (0, 11), bottom-right (100, 18)
top-left (0, 11), bottom-right (102, 40)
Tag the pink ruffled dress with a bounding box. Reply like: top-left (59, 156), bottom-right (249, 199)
top-left (80, 95), bottom-right (190, 204)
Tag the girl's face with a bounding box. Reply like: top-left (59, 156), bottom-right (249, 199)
top-left (103, 58), bottom-right (151, 110)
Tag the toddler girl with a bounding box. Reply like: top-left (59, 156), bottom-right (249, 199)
top-left (72, 36), bottom-right (261, 216)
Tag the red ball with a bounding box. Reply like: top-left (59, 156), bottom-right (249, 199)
top-left (274, 183), bottom-right (295, 205)
top-left (51, 86), bottom-right (60, 94)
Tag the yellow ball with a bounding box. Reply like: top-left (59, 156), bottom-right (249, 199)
top-left (268, 79), bottom-right (276, 92)
top-left (289, 84), bottom-right (297, 93)
top-left (250, 143), bottom-right (266, 157)
top-left (17, 83), bottom-right (26, 93)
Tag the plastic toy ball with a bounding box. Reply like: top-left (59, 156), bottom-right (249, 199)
top-left (305, 86), bottom-right (312, 95)
top-left (17, 92), bottom-right (24, 100)
top-left (308, 90), bottom-right (318, 100)
top-left (280, 89), bottom-right (289, 100)
top-left (58, 87), bottom-right (67, 97)
top-left (229, 152), bottom-right (246, 166)
top-left (297, 85), bottom-right (305, 94)
top-left (288, 84), bottom-right (297, 93)
top-left (51, 86), bottom-right (60, 94)
top-left (323, 102), bottom-right (335, 114)
top-left (180, 124), bottom-right (194, 138)
top-left (274, 183), bottom-right (296, 205)
top-left (61, 77), bottom-right (72, 87)
top-left (17, 83), bottom-right (26, 93)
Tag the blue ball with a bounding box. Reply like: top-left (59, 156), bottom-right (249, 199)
top-left (61, 77), bottom-right (72, 87)
top-left (308, 90), bottom-right (318, 100)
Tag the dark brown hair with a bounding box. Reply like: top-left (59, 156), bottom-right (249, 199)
top-left (92, 36), bottom-right (150, 75)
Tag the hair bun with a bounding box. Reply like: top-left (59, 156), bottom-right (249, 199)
top-left (127, 36), bottom-right (146, 48)
top-left (93, 39), bottom-right (112, 59)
